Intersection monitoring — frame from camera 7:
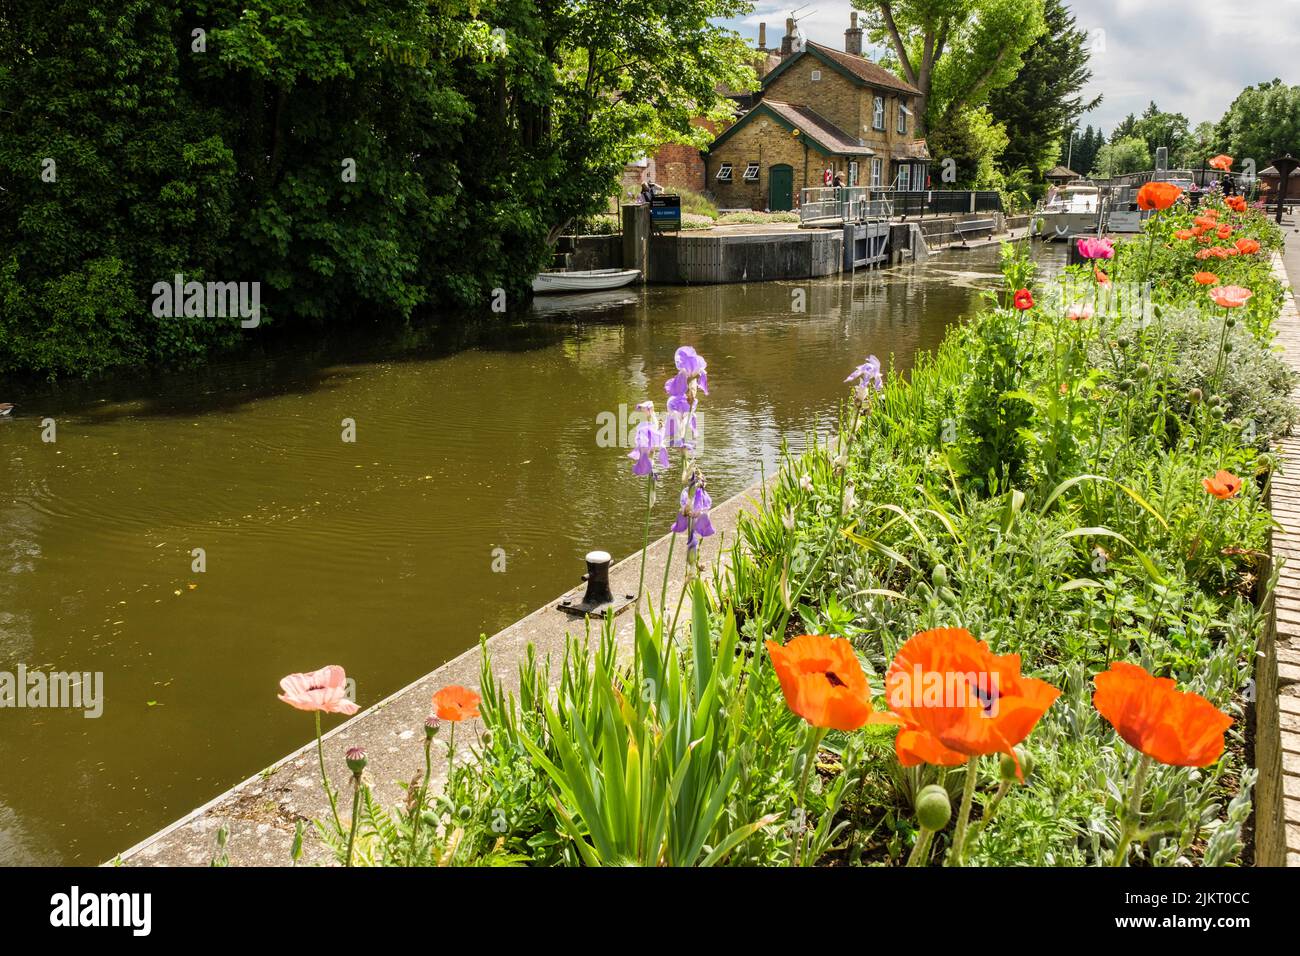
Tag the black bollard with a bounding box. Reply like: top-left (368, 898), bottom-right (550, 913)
top-left (557, 550), bottom-right (635, 618)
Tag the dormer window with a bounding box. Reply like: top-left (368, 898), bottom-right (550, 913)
top-left (811, 69), bottom-right (821, 82)
top-left (743, 163), bottom-right (760, 182)
top-left (873, 96), bottom-right (885, 130)
top-left (716, 163), bottom-right (733, 182)
top-left (897, 101), bottom-right (910, 134)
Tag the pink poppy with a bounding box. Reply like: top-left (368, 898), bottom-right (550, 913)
top-left (1076, 237), bottom-right (1114, 260)
top-left (279, 665), bottom-right (359, 715)
top-left (1067, 303), bottom-right (1094, 321)
top-left (1208, 285), bottom-right (1253, 309)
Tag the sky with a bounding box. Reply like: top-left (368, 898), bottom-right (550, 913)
top-left (723, 0), bottom-right (1299, 133)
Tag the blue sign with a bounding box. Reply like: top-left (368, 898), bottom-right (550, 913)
top-left (650, 194), bottom-right (682, 230)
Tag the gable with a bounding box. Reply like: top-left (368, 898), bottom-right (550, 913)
top-left (762, 43), bottom-right (920, 98)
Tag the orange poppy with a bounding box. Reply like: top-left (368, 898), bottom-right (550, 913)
top-left (1093, 662), bottom-right (1233, 766)
top-left (1193, 271), bottom-right (1220, 285)
top-left (1209, 284), bottom-right (1252, 308)
top-left (884, 628), bottom-right (1060, 771)
top-left (1226, 195), bottom-right (1247, 213)
top-left (1137, 181), bottom-right (1182, 211)
top-left (767, 635), bottom-right (901, 731)
top-left (1095, 267), bottom-right (1111, 288)
top-left (1194, 216), bottom-right (1217, 230)
top-left (1173, 229), bottom-right (1195, 240)
top-left (1208, 154), bottom-right (1234, 172)
top-left (1202, 469), bottom-right (1243, 498)
top-left (1235, 237), bottom-right (1260, 255)
top-left (1215, 224), bottom-right (1233, 240)
top-left (433, 685), bottom-right (481, 721)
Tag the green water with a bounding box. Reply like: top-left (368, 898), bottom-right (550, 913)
top-left (0, 242), bottom-right (1064, 864)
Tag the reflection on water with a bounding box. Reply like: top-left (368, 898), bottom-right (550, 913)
top-left (0, 241), bottom-right (1064, 864)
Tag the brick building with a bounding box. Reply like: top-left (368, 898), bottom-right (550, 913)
top-left (704, 14), bottom-right (930, 211)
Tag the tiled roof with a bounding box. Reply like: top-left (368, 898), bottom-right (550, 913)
top-left (802, 42), bottom-right (921, 96)
top-left (762, 100), bottom-right (871, 156)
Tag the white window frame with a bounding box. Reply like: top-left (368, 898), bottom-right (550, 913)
top-left (897, 163), bottom-right (911, 190)
top-left (810, 69), bottom-right (821, 82)
top-left (897, 101), bottom-right (908, 134)
top-left (873, 96), bottom-right (885, 130)
top-left (742, 162), bottom-right (759, 182)
top-left (716, 162), bottom-right (733, 182)
top-left (870, 157), bottom-right (883, 187)
top-left (848, 161), bottom-right (859, 187)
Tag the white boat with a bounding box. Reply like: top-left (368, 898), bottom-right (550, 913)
top-left (532, 268), bottom-right (641, 294)
top-left (1032, 183), bottom-right (1102, 241)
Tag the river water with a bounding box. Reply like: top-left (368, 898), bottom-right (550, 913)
top-left (0, 241), bottom-right (1063, 864)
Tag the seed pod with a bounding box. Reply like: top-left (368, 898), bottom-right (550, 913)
top-left (916, 784), bottom-right (952, 831)
top-left (932, 564), bottom-right (949, 588)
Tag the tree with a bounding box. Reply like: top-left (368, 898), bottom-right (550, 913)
top-left (987, 0), bottom-right (1100, 180)
top-left (1067, 124), bottom-right (1104, 177)
top-left (1174, 121), bottom-right (1219, 171)
top-left (1216, 79), bottom-right (1300, 169)
top-left (0, 0), bottom-right (756, 377)
top-left (1110, 113), bottom-right (1137, 143)
top-left (852, 0), bottom-right (1047, 137)
top-left (1089, 135), bottom-right (1149, 178)
top-left (1132, 102), bottom-right (1190, 167)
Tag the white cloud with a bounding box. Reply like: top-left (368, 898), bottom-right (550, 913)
top-left (721, 0), bottom-right (1299, 133)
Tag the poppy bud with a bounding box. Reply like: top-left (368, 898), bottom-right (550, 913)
top-left (916, 784), bottom-right (951, 831)
top-left (1000, 746), bottom-right (1034, 782)
top-left (1189, 387), bottom-right (1203, 404)
top-left (1224, 341), bottom-right (1234, 353)
top-left (345, 746), bottom-right (367, 776)
top-left (1118, 379), bottom-right (1135, 393)
top-left (1117, 336), bottom-right (1130, 349)
top-left (1225, 317), bottom-right (1236, 328)
top-left (932, 564), bottom-right (949, 588)
top-left (1136, 363), bottom-right (1150, 379)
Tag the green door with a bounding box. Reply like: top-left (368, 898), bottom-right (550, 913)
top-left (769, 164), bottom-right (794, 212)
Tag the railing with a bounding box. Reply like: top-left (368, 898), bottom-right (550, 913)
top-left (873, 189), bottom-right (1003, 218)
top-left (799, 187), bottom-right (895, 224)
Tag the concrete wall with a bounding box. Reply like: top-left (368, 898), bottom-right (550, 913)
top-left (648, 230), bottom-right (842, 284)
top-left (557, 234), bottom-right (621, 271)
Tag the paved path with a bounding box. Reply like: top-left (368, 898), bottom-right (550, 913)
top-left (1264, 224), bottom-right (1300, 865)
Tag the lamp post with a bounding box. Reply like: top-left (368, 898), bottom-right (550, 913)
top-left (1269, 154), bottom-right (1299, 225)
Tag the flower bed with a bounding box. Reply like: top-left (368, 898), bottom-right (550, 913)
top-left (284, 178), bottom-right (1293, 867)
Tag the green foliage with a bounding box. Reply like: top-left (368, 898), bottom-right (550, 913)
top-left (0, 0), bottom-right (757, 377)
top-left (987, 0), bottom-right (1099, 181)
top-left (1090, 135), bottom-right (1152, 178)
top-left (1216, 79), bottom-right (1300, 167)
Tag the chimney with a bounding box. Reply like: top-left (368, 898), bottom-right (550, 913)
top-left (845, 12), bottom-right (863, 56)
top-left (781, 17), bottom-right (795, 57)
top-left (758, 22), bottom-right (767, 51)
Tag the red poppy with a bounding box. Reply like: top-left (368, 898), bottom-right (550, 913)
top-left (1193, 271), bottom-right (1220, 285)
top-left (1193, 216), bottom-right (1216, 231)
top-left (1235, 237), bottom-right (1260, 255)
top-left (1095, 267), bottom-right (1111, 288)
top-left (433, 685), bottom-right (481, 722)
top-left (1013, 288), bottom-right (1034, 311)
top-left (1173, 229), bottom-right (1195, 240)
top-left (1215, 224), bottom-right (1233, 240)
top-left (767, 635), bottom-right (901, 731)
top-left (1093, 662), bottom-right (1232, 766)
top-left (1137, 181), bottom-right (1182, 211)
top-left (884, 628), bottom-right (1060, 771)
top-left (1225, 195), bottom-right (1247, 213)
top-left (1202, 469), bottom-right (1243, 499)
top-left (1208, 154), bottom-right (1234, 172)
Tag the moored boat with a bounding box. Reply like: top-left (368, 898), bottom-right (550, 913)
top-left (532, 268), bottom-right (641, 294)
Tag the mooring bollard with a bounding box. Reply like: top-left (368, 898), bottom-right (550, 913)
top-left (557, 550), bottom-right (635, 618)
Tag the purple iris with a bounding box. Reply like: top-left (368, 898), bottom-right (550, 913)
top-left (671, 484), bottom-right (715, 552)
top-left (845, 355), bottom-right (884, 398)
top-left (627, 403), bottom-right (668, 477)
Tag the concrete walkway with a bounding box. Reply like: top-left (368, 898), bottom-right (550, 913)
top-left (115, 479), bottom-right (766, 866)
